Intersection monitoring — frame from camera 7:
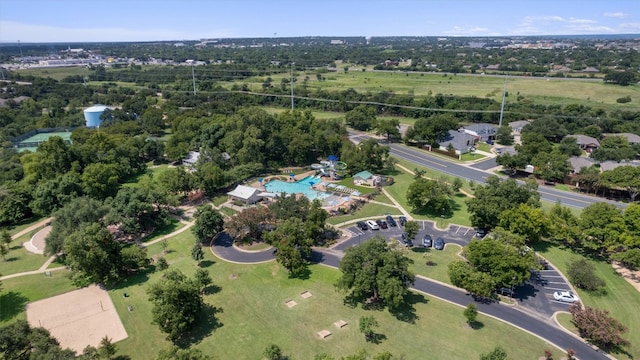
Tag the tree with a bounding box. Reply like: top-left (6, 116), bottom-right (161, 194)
top-left (147, 269), bottom-right (204, 343)
top-left (404, 220), bottom-right (419, 240)
top-left (558, 136), bottom-right (582, 157)
top-left (495, 152), bottom-right (528, 174)
top-left (265, 217), bottom-right (314, 275)
top-left (0, 243), bottom-right (8, 261)
top-left (466, 176), bottom-right (540, 230)
top-left (567, 259), bottom-right (605, 292)
top-left (580, 203), bottom-right (627, 256)
top-left (263, 344), bottom-right (284, 360)
top-left (479, 346), bottom-right (507, 360)
top-left (225, 206), bottom-right (274, 242)
top-left (464, 303), bottom-right (478, 325)
top-left (600, 165), bottom-right (640, 202)
top-left (521, 117), bottom-right (567, 142)
top-left (404, 114), bottom-right (458, 146)
top-left (498, 204), bottom-right (550, 243)
top-left (336, 237), bottom-right (415, 308)
top-left (569, 304), bottom-right (630, 351)
top-left (531, 151), bottom-right (571, 183)
top-left (156, 346), bottom-right (211, 360)
top-left (515, 132), bottom-right (553, 162)
top-left (374, 118), bottom-right (401, 141)
top-left (0, 320), bottom-right (76, 359)
top-left (98, 336), bottom-right (117, 360)
top-left (495, 125), bottom-right (514, 145)
top-left (194, 268), bottom-right (211, 294)
top-left (1, 229), bottom-right (11, 247)
top-left (81, 163), bottom-right (120, 199)
top-left (345, 105), bottom-right (376, 131)
top-left (191, 205), bottom-right (225, 244)
top-left (106, 186), bottom-right (173, 235)
top-left (63, 223), bottom-right (128, 286)
top-left (191, 243), bottom-right (204, 264)
top-left (406, 178), bottom-right (453, 214)
top-left (358, 315), bottom-right (379, 342)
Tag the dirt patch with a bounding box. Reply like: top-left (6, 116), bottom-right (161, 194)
top-left (229, 273), bottom-right (238, 280)
top-left (26, 285), bottom-right (127, 353)
top-left (612, 261), bottom-right (640, 293)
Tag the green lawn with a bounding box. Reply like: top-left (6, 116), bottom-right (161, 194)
top-left (476, 142), bottom-right (492, 153)
top-left (141, 218), bottom-right (187, 244)
top-left (113, 230), bottom-right (560, 359)
top-left (370, 191), bottom-right (394, 205)
top-left (6, 217), bottom-right (46, 237)
top-left (460, 152), bottom-right (487, 162)
top-left (405, 244), bottom-right (463, 285)
top-left (533, 242), bottom-right (640, 359)
top-left (219, 206), bottom-right (238, 217)
top-left (0, 270), bottom-right (76, 326)
top-left (335, 177), bottom-right (377, 195)
top-left (384, 170), bottom-right (472, 227)
top-left (394, 158), bottom-right (473, 194)
top-left (0, 231), bottom-right (50, 276)
top-left (326, 203), bottom-right (402, 226)
top-left (211, 195), bottom-right (228, 207)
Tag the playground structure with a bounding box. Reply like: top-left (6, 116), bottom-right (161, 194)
top-left (310, 155), bottom-right (347, 180)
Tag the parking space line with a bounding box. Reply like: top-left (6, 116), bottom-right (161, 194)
top-left (546, 281), bottom-right (567, 285)
top-left (544, 286), bottom-right (570, 291)
top-left (463, 228), bottom-right (471, 236)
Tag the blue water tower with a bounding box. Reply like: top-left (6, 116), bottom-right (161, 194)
top-left (83, 104), bottom-right (110, 128)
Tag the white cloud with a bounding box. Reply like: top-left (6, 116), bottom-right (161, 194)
top-left (603, 12), bottom-right (628, 18)
top-left (618, 22), bottom-right (640, 31)
top-left (567, 18), bottom-right (597, 25)
top-left (0, 21), bottom-right (235, 42)
top-left (442, 26), bottom-right (500, 36)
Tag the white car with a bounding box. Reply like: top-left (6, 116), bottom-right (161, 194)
top-left (366, 220), bottom-right (380, 230)
top-left (553, 291), bottom-right (579, 303)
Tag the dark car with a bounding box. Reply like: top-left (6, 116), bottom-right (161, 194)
top-left (434, 237), bottom-right (445, 250)
top-left (401, 233), bottom-right (413, 247)
top-left (398, 216), bottom-right (407, 226)
top-left (422, 234), bottom-right (433, 247)
top-left (376, 219), bottom-right (388, 229)
top-left (386, 215), bottom-right (397, 227)
top-left (356, 221), bottom-right (368, 231)
top-left (475, 228), bottom-right (487, 239)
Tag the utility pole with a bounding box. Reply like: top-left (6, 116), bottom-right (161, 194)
top-left (191, 64), bottom-right (197, 95)
top-left (498, 75), bottom-right (508, 127)
top-left (82, 65), bottom-right (87, 87)
top-left (290, 62), bottom-right (295, 110)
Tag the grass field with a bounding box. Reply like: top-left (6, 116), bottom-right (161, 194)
top-left (533, 242), bottom-right (640, 359)
top-left (16, 67), bottom-right (85, 81)
top-left (405, 244), bottom-right (463, 285)
top-left (111, 230), bottom-right (559, 359)
top-left (0, 231), bottom-right (50, 276)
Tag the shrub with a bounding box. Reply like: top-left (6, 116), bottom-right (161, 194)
top-left (611, 248), bottom-right (640, 270)
top-left (616, 95), bottom-right (631, 103)
top-left (566, 258), bottom-right (605, 292)
top-left (156, 257), bottom-right (169, 270)
top-left (569, 304), bottom-right (630, 350)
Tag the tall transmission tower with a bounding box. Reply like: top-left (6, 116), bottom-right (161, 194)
top-left (290, 62), bottom-right (295, 110)
top-left (498, 75), bottom-right (508, 127)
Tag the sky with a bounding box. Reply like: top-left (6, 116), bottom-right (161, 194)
top-left (0, 0), bottom-right (638, 43)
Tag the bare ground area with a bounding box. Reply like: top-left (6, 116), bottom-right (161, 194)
top-left (613, 261), bottom-right (640, 293)
top-left (26, 284), bottom-right (128, 353)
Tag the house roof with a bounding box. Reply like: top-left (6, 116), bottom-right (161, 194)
top-left (604, 133), bottom-right (640, 145)
top-left (227, 185), bottom-right (260, 200)
top-left (183, 151), bottom-right (200, 165)
top-left (568, 134), bottom-right (600, 147)
top-left (440, 130), bottom-right (476, 152)
top-left (353, 170), bottom-right (374, 180)
top-left (600, 161), bottom-right (640, 172)
top-left (508, 120), bottom-right (530, 130)
top-left (463, 123), bottom-right (497, 136)
top-left (568, 156), bottom-right (596, 172)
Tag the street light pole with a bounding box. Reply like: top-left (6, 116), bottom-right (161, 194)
top-left (290, 62), bottom-right (295, 110)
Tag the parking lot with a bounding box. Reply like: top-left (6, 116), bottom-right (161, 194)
top-left (333, 217), bottom-right (578, 319)
top-left (332, 219), bottom-right (474, 252)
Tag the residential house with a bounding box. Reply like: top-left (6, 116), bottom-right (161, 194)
top-left (600, 160), bottom-right (640, 172)
top-left (568, 134), bottom-right (600, 153)
top-left (568, 156), bottom-right (596, 173)
top-left (182, 151), bottom-right (200, 167)
top-left (463, 123), bottom-right (498, 142)
top-left (508, 120), bottom-right (531, 134)
top-left (227, 185), bottom-right (262, 205)
top-left (604, 133), bottom-right (640, 146)
top-left (353, 171), bottom-right (380, 186)
top-left (439, 129), bottom-right (477, 154)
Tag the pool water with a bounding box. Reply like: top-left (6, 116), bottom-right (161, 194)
top-left (264, 176), bottom-right (329, 201)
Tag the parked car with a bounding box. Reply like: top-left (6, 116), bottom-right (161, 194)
top-left (366, 220), bottom-right (379, 230)
top-left (553, 291), bottom-right (579, 303)
top-left (475, 228), bottom-right (487, 239)
top-left (422, 234), bottom-right (433, 247)
top-left (496, 287), bottom-right (514, 297)
top-left (434, 237), bottom-right (445, 250)
top-left (386, 215), bottom-right (397, 227)
top-left (356, 221), bottom-right (368, 231)
top-left (376, 219), bottom-right (388, 229)
top-left (398, 216), bottom-right (407, 226)
top-left (400, 233), bottom-right (413, 247)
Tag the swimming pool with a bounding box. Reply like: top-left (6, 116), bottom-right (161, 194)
top-left (264, 176), bottom-right (330, 201)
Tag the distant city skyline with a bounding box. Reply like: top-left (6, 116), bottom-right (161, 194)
top-left (1, 0), bottom-right (638, 43)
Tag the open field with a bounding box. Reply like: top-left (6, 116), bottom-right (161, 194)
top-left (112, 230), bottom-right (559, 359)
top-left (16, 66), bottom-right (85, 80)
top-left (239, 70), bottom-right (640, 111)
top-left (534, 242), bottom-right (640, 359)
top-left (405, 244), bottom-right (463, 285)
top-left (0, 231), bottom-right (49, 276)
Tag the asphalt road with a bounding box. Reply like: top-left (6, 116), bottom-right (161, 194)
top-left (350, 133), bottom-right (626, 210)
top-left (212, 237), bottom-right (607, 360)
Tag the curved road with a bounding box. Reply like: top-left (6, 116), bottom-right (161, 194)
top-left (212, 237), bottom-right (608, 360)
top-left (350, 133), bottom-right (626, 210)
